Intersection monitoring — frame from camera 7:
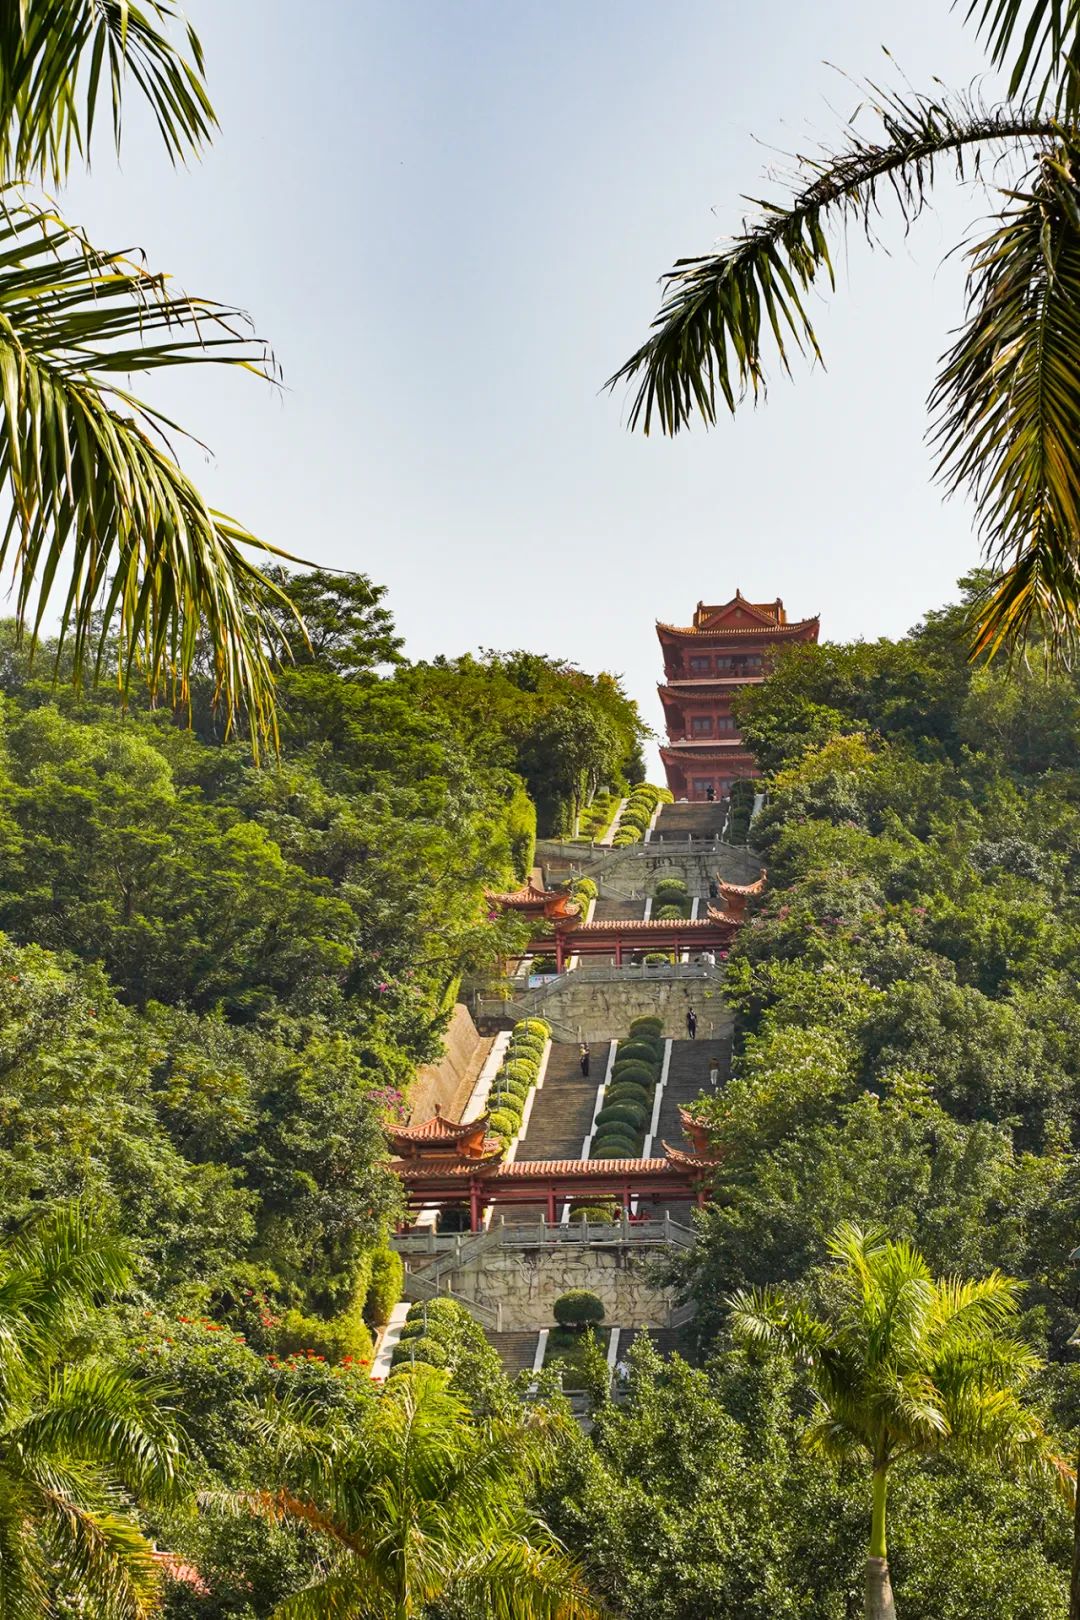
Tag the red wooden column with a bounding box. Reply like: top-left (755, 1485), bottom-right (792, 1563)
top-left (546, 1184), bottom-right (557, 1223)
top-left (615, 938), bottom-right (623, 967)
top-left (469, 1178), bottom-right (481, 1232)
top-left (556, 934), bottom-right (565, 973)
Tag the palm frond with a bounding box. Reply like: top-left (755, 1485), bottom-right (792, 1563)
top-left (0, 0), bottom-right (215, 184)
top-left (963, 0), bottom-right (1080, 115)
top-left (39, 1489), bottom-right (162, 1620)
top-left (0, 189), bottom-right (305, 749)
top-left (609, 89), bottom-right (1057, 433)
top-left (452, 1535), bottom-right (601, 1620)
top-left (14, 1361), bottom-right (183, 1499)
top-left (930, 145), bottom-right (1080, 658)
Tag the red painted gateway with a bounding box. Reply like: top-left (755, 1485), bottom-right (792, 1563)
top-left (657, 591), bottom-right (819, 801)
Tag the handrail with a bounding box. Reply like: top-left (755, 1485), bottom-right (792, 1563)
top-left (668, 1299), bottom-right (698, 1329)
top-left (401, 1267), bottom-right (502, 1330)
top-left (393, 1216), bottom-right (698, 1259)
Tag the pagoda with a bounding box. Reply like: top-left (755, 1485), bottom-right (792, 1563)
top-left (656, 592), bottom-right (819, 801)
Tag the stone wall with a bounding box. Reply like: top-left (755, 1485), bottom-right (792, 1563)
top-left (447, 1244), bottom-right (677, 1330)
top-left (525, 974), bottom-right (732, 1040)
top-left (410, 1003), bottom-right (490, 1124)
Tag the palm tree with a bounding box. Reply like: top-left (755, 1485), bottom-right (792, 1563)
top-left (0, 1202), bottom-right (184, 1616)
top-left (249, 1361), bottom-right (598, 1620)
top-left (609, 0), bottom-right (1080, 662)
top-left (728, 1222), bottom-right (1065, 1620)
top-left (0, 2), bottom-right (303, 749)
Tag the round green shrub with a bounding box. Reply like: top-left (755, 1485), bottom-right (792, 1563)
top-left (617, 1039), bottom-right (662, 1065)
top-left (502, 1059), bottom-right (538, 1086)
top-left (595, 1103), bottom-right (647, 1132)
top-left (406, 1297), bottom-right (459, 1324)
top-left (612, 829), bottom-right (641, 846)
top-left (390, 1334), bottom-right (448, 1368)
top-left (553, 1290), bottom-right (605, 1329)
top-left (656, 903), bottom-right (689, 921)
top-left (396, 1318), bottom-right (427, 1341)
top-left (509, 1029), bottom-right (546, 1052)
top-left (653, 876), bottom-right (690, 901)
top-left (570, 1205), bottom-right (616, 1223)
top-left (506, 1036), bottom-right (544, 1060)
top-left (629, 1015), bottom-right (663, 1035)
top-left (619, 811), bottom-right (652, 834)
top-left (611, 1060), bottom-right (657, 1087)
top-left (572, 877), bottom-right (598, 900)
top-left (517, 1019), bottom-right (550, 1038)
top-left (591, 1131), bottom-right (640, 1158)
top-left (605, 1083), bottom-right (651, 1111)
top-left (487, 1108), bottom-right (520, 1138)
top-left (492, 1078), bottom-right (530, 1104)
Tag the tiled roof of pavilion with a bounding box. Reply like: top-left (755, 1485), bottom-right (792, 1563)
top-left (718, 873), bottom-right (767, 898)
top-left (662, 1140), bottom-right (725, 1169)
top-left (391, 1142), bottom-right (718, 1181)
top-left (388, 1111), bottom-right (490, 1145)
top-left (554, 913), bottom-right (740, 933)
top-left (656, 618), bottom-right (818, 638)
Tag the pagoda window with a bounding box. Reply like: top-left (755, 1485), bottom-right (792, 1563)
top-left (692, 777), bottom-right (714, 797)
top-left (716, 715), bottom-right (737, 733)
top-left (715, 656), bottom-right (733, 671)
top-left (691, 715), bottom-right (713, 736)
top-left (689, 655), bottom-right (711, 674)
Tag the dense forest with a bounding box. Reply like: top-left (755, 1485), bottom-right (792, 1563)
top-left (541, 579), bottom-right (1080, 1619)
top-left (9, 565), bottom-right (1080, 1615)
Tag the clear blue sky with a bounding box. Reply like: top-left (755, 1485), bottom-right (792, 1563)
top-left (62, 0), bottom-right (1002, 757)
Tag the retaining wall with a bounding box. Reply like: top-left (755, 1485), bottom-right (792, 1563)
top-left (410, 1003), bottom-right (490, 1123)
top-left (448, 1245), bottom-right (677, 1330)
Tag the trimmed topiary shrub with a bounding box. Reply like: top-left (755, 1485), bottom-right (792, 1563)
top-left (570, 1204), bottom-right (616, 1223)
top-left (591, 1130), bottom-right (640, 1156)
top-left (611, 1061), bottom-right (657, 1087)
top-left (390, 1334), bottom-right (448, 1368)
top-left (612, 828), bottom-right (641, 846)
top-left (396, 1317), bottom-right (427, 1341)
top-left (617, 1039), bottom-right (662, 1065)
top-left (501, 1059), bottom-right (539, 1087)
top-left (553, 1289), bottom-right (605, 1329)
top-left (507, 1033), bottom-right (544, 1057)
top-left (517, 1018), bottom-right (550, 1038)
top-left (487, 1108), bottom-right (520, 1139)
top-left (595, 1103), bottom-right (647, 1132)
top-left (363, 1245), bottom-right (403, 1328)
top-left (653, 875), bottom-right (690, 900)
top-left (406, 1298), bottom-right (459, 1325)
top-left (605, 1083), bottom-right (651, 1110)
top-left (656, 903), bottom-right (689, 921)
top-left (629, 1015), bottom-right (663, 1035)
top-left (491, 1082), bottom-right (530, 1109)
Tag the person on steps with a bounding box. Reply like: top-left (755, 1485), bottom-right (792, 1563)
top-left (709, 1059), bottom-right (720, 1090)
top-left (579, 1042), bottom-right (590, 1077)
top-left (686, 1007), bottom-right (697, 1039)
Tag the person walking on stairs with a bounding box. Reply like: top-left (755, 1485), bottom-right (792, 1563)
top-left (579, 1042), bottom-right (590, 1077)
top-left (686, 1007), bottom-right (697, 1040)
top-left (709, 1058), bottom-right (720, 1090)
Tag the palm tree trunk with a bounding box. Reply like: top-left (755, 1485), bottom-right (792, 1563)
top-left (865, 1465), bottom-right (896, 1620)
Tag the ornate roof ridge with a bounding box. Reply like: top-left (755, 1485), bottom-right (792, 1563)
top-left (656, 617), bottom-right (819, 638)
top-left (387, 1107), bottom-right (490, 1144)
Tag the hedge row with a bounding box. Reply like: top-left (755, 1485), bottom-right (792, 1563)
top-left (611, 782), bottom-right (672, 847)
top-left (578, 791), bottom-right (619, 841)
top-left (652, 875), bottom-right (692, 919)
top-left (589, 1023), bottom-right (666, 1160)
top-left (487, 1017), bottom-right (551, 1151)
top-left (390, 1297), bottom-right (472, 1371)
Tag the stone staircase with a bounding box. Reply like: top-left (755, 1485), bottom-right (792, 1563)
top-left (654, 1038), bottom-right (729, 1147)
top-left (519, 1041), bottom-right (604, 1161)
top-left (591, 896), bottom-right (645, 922)
top-left (651, 802), bottom-right (728, 841)
top-left (487, 1331), bottom-right (540, 1378)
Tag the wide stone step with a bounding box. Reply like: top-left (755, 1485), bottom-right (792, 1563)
top-left (591, 897), bottom-right (645, 922)
top-left (486, 1331), bottom-right (540, 1377)
top-left (518, 1041), bottom-right (604, 1161)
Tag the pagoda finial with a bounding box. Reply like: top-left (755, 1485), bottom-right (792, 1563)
top-left (434, 1103), bottom-right (442, 1116)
